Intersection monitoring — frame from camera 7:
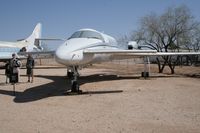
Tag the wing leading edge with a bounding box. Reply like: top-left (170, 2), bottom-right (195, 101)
top-left (83, 49), bottom-right (200, 57)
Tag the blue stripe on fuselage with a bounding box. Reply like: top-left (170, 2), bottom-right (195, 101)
top-left (0, 47), bottom-right (20, 52)
top-left (0, 48), bottom-right (20, 59)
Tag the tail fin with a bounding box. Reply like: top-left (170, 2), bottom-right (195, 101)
top-left (25, 23), bottom-right (42, 43)
top-left (19, 23), bottom-right (42, 52)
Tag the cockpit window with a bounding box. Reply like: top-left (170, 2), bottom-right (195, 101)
top-left (68, 30), bottom-right (104, 41)
top-left (69, 31), bottom-right (82, 39)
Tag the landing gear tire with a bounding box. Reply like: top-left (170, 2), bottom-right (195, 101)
top-left (141, 72), bottom-right (149, 78)
top-left (71, 81), bottom-right (81, 93)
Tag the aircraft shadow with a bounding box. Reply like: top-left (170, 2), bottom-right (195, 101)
top-left (0, 73), bottom-right (198, 103)
top-left (0, 74), bottom-right (131, 103)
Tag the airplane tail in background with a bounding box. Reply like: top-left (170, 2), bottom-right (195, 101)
top-left (17, 23), bottom-right (63, 52)
top-left (26, 23), bottom-right (42, 43)
top-left (18, 23), bottom-right (43, 52)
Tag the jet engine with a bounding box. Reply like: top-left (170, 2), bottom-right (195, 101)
top-left (128, 41), bottom-right (139, 50)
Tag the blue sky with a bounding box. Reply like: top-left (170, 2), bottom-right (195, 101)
top-left (0, 0), bottom-right (200, 41)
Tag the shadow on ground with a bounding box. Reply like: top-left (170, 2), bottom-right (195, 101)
top-left (0, 72), bottom-right (198, 103)
top-left (0, 74), bottom-right (132, 103)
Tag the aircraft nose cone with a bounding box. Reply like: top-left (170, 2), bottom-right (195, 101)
top-left (55, 44), bottom-right (81, 65)
top-left (55, 45), bottom-right (69, 65)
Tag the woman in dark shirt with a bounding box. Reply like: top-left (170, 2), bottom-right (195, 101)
top-left (5, 61), bottom-right (10, 83)
top-left (26, 54), bottom-right (35, 82)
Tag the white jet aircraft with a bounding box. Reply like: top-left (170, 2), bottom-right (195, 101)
top-left (55, 28), bottom-right (200, 92)
top-left (0, 23), bottom-right (43, 61)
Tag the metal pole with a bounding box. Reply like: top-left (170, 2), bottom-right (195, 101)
top-left (144, 57), bottom-right (147, 73)
top-left (13, 83), bottom-right (15, 96)
top-left (143, 56), bottom-right (149, 79)
top-left (147, 57), bottom-right (150, 75)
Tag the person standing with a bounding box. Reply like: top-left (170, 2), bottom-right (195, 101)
top-left (26, 54), bottom-right (35, 82)
top-left (5, 61), bottom-right (10, 83)
top-left (10, 53), bottom-right (21, 83)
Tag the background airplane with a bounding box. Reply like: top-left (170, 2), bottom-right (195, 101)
top-left (55, 28), bottom-right (200, 93)
top-left (0, 23), bottom-right (43, 61)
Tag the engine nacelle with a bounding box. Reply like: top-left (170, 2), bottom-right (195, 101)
top-left (128, 41), bottom-right (139, 50)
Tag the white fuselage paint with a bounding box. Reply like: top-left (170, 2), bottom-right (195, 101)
top-left (55, 29), bottom-right (118, 66)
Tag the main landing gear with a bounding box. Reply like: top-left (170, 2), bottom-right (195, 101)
top-left (67, 66), bottom-right (82, 93)
top-left (141, 56), bottom-right (150, 79)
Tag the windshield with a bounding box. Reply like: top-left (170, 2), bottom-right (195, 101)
top-left (68, 30), bottom-right (104, 41)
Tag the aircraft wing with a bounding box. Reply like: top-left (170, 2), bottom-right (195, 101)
top-left (0, 51), bottom-right (55, 62)
top-left (0, 43), bottom-right (18, 48)
top-left (0, 52), bottom-right (28, 62)
top-left (83, 49), bottom-right (200, 57)
top-left (18, 51), bottom-right (55, 59)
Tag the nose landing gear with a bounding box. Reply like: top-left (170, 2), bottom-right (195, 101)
top-left (67, 66), bottom-right (82, 93)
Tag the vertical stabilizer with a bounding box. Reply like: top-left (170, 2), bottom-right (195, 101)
top-left (18, 23), bottom-right (42, 51)
top-left (25, 23), bottom-right (42, 43)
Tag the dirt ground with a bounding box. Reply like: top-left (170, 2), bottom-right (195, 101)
top-left (0, 63), bottom-right (200, 133)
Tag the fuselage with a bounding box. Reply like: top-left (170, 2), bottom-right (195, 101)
top-left (55, 29), bottom-right (118, 66)
top-left (0, 40), bottom-right (41, 60)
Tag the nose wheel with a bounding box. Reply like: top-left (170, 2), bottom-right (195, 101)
top-left (71, 81), bottom-right (80, 92)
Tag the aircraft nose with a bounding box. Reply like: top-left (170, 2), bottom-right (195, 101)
top-left (55, 44), bottom-right (82, 65)
top-left (55, 40), bottom-right (85, 66)
top-left (55, 45), bottom-right (70, 65)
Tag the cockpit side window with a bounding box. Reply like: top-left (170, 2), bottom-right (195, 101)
top-left (81, 31), bottom-right (103, 40)
top-left (68, 30), bottom-right (104, 41)
top-left (68, 31), bottom-right (82, 39)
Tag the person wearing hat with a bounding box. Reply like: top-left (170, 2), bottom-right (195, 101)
top-left (10, 53), bottom-right (21, 83)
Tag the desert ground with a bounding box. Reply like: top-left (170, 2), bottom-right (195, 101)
top-left (0, 60), bottom-right (200, 133)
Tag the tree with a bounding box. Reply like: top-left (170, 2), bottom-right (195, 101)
top-left (117, 35), bottom-right (130, 49)
top-left (132, 5), bottom-right (199, 74)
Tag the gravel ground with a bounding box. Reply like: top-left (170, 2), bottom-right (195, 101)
top-left (0, 63), bottom-right (200, 133)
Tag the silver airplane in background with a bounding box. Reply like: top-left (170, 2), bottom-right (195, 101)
top-left (0, 23), bottom-right (43, 61)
